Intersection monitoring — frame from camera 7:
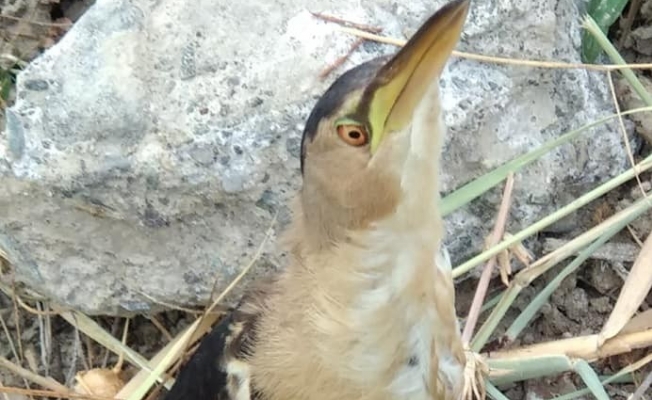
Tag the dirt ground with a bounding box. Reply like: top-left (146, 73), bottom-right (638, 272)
top-left (0, 1), bottom-right (651, 399)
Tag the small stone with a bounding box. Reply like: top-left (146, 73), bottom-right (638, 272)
top-left (590, 296), bottom-right (612, 313)
top-left (255, 189), bottom-right (277, 214)
top-left (562, 288), bottom-right (589, 322)
top-left (588, 262), bottom-right (623, 294)
top-left (5, 109), bottom-right (25, 159)
top-left (249, 97), bottom-right (264, 108)
top-left (23, 79), bottom-right (49, 91)
top-left (188, 145), bottom-right (216, 166)
top-left (286, 137), bottom-right (301, 158)
top-left (180, 43), bottom-right (196, 80)
top-left (539, 306), bottom-right (579, 337)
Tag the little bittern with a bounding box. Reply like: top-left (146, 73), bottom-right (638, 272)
top-left (164, 1), bottom-right (476, 399)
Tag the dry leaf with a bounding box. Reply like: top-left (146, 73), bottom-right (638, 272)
top-left (74, 368), bottom-right (125, 398)
top-left (599, 231), bottom-right (652, 345)
top-left (621, 309), bottom-right (652, 334)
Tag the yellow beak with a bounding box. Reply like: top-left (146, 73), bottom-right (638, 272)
top-left (363, 0), bottom-right (470, 153)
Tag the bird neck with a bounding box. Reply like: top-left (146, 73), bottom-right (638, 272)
top-left (276, 192), bottom-right (465, 398)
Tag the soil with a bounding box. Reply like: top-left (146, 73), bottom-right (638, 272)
top-left (0, 1), bottom-right (651, 399)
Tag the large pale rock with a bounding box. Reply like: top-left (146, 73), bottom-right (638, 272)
top-left (0, 0), bottom-right (634, 315)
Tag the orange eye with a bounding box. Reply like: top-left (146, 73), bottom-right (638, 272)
top-left (337, 124), bottom-right (369, 147)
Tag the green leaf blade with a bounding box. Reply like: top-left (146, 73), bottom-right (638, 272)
top-left (581, 0), bottom-right (631, 62)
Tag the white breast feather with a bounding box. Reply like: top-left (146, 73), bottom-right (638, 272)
top-left (348, 85), bottom-right (463, 399)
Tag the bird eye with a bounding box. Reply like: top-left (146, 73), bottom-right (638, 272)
top-left (337, 124), bottom-right (369, 147)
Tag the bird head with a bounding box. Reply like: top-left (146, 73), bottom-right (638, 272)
top-left (298, 0), bottom-right (469, 248)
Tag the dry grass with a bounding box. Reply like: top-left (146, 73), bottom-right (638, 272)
top-left (1, 6), bottom-right (652, 400)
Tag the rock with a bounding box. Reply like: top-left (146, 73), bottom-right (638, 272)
top-left (590, 296), bottom-right (612, 314)
top-left (539, 304), bottom-right (580, 337)
top-left (0, 0), bottom-right (636, 315)
top-left (524, 375), bottom-right (577, 399)
top-left (561, 287), bottom-right (589, 322)
top-left (588, 261), bottom-right (624, 295)
top-left (630, 24), bottom-right (652, 57)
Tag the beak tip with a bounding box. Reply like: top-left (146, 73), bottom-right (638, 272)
top-left (365, 0), bottom-right (471, 152)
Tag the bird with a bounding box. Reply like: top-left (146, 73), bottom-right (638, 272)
top-left (162, 0), bottom-right (483, 399)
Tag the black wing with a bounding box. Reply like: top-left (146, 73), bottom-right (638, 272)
top-left (162, 294), bottom-right (265, 400)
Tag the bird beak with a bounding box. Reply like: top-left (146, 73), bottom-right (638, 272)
top-left (363, 0), bottom-right (470, 154)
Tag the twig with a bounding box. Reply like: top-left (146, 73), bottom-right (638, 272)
top-left (310, 11), bottom-right (382, 33)
top-left (0, 311), bottom-right (20, 368)
top-left (630, 368), bottom-right (652, 400)
top-left (310, 12), bottom-right (383, 80)
top-left (462, 173), bottom-right (515, 344)
top-left (114, 318), bottom-right (130, 372)
top-left (1, 31), bottom-right (42, 41)
top-left (607, 71), bottom-right (647, 199)
top-left (542, 238), bottom-right (640, 263)
top-left (0, 383), bottom-right (11, 400)
top-left (148, 315), bottom-right (173, 342)
top-left (65, 324), bottom-right (81, 387)
top-left (0, 312), bottom-right (31, 391)
top-left (0, 14), bottom-right (73, 28)
top-left (9, 281), bottom-right (25, 364)
top-left (0, 356), bottom-right (71, 394)
top-left (163, 341), bottom-right (202, 386)
top-left (0, 383), bottom-right (9, 400)
top-left (36, 302), bottom-right (52, 377)
top-left (336, 26), bottom-right (652, 72)
top-left (0, 386), bottom-right (113, 400)
top-left (83, 331), bottom-right (93, 371)
top-left (627, 225), bottom-right (645, 247)
top-left (611, 261), bottom-right (631, 282)
top-left (319, 38), bottom-right (364, 79)
top-left (14, 293), bottom-right (61, 316)
top-left (101, 318), bottom-right (121, 369)
top-left (618, 0), bottom-right (642, 48)
top-left (74, 326), bottom-right (89, 374)
top-left (487, 328), bottom-right (652, 362)
top-left (132, 290), bottom-right (207, 315)
top-left (114, 312), bottom-right (220, 398)
top-left (0, 53), bottom-right (29, 68)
